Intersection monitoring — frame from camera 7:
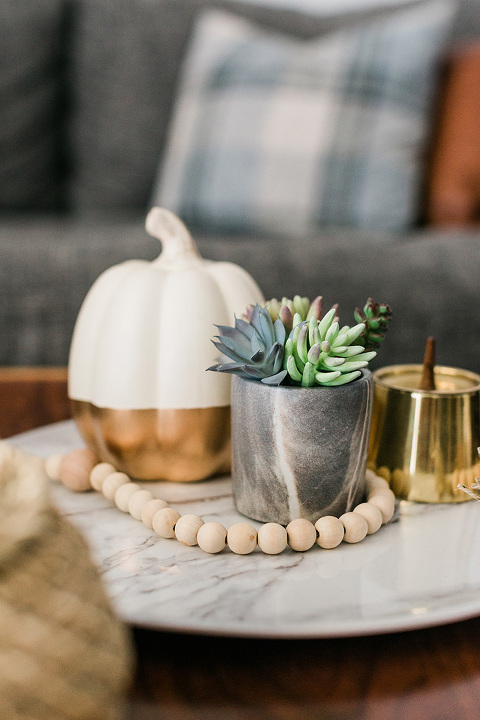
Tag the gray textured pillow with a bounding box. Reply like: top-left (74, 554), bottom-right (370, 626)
top-left (0, 0), bottom-right (66, 210)
top-left (69, 0), bottom-right (441, 214)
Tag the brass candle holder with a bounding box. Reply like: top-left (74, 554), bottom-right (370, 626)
top-left (368, 346), bottom-right (480, 503)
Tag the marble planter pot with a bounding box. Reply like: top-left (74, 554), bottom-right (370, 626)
top-left (231, 370), bottom-right (373, 525)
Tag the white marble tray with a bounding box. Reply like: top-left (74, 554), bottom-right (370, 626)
top-left (9, 421), bottom-right (480, 638)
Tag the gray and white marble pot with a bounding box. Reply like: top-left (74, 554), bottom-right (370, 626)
top-left (231, 370), bottom-right (373, 525)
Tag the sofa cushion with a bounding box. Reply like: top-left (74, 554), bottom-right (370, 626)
top-left (69, 0), bottom-right (457, 215)
top-left (1, 216), bottom-right (479, 375)
top-left (427, 42), bottom-right (480, 226)
top-left (153, 1), bottom-right (456, 234)
top-left (0, 0), bottom-right (66, 211)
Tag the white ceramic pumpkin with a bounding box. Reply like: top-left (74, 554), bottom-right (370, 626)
top-left (68, 208), bottom-right (264, 481)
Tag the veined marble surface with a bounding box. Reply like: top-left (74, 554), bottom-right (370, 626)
top-left (8, 421), bottom-right (480, 638)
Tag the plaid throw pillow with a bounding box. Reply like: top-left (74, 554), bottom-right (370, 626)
top-left (153, 1), bottom-right (456, 234)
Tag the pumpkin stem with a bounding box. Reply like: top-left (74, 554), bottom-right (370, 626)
top-left (146, 207), bottom-right (201, 265)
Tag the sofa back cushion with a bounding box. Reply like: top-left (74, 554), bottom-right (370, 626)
top-left (0, 0), bottom-right (67, 211)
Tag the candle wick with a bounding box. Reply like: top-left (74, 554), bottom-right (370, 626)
top-left (419, 336), bottom-right (436, 391)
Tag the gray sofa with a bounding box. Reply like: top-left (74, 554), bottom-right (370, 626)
top-left (2, 0), bottom-right (480, 374)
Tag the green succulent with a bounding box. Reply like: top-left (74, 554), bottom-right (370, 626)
top-left (284, 308), bottom-right (377, 387)
top-left (354, 298), bottom-right (392, 351)
top-left (246, 295), bottom-right (327, 335)
top-left (208, 304), bottom-right (287, 385)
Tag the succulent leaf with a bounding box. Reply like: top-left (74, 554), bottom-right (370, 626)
top-left (261, 370), bottom-right (288, 385)
top-left (279, 305), bottom-right (294, 332)
top-left (308, 317), bottom-right (320, 347)
top-left (250, 304), bottom-right (275, 348)
top-left (354, 298), bottom-right (392, 351)
top-left (306, 296), bottom-right (323, 321)
top-left (322, 371), bottom-right (362, 386)
top-left (286, 354), bottom-right (303, 383)
top-left (297, 324), bottom-right (309, 364)
top-left (314, 370), bottom-right (342, 385)
top-left (318, 308), bottom-right (336, 340)
top-left (273, 317), bottom-right (286, 346)
top-left (307, 343), bottom-right (321, 365)
top-left (325, 321), bottom-right (339, 344)
top-left (335, 345), bottom-right (365, 357)
top-left (302, 362), bottom-right (316, 387)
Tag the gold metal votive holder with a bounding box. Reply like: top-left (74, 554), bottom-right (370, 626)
top-left (368, 365), bottom-right (480, 502)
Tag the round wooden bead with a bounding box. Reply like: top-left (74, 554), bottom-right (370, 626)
top-left (340, 512), bottom-right (368, 543)
top-left (315, 516), bottom-right (345, 549)
top-left (257, 523), bottom-right (288, 555)
top-left (175, 514), bottom-right (205, 546)
top-left (367, 486), bottom-right (396, 503)
top-left (197, 522), bottom-right (227, 554)
top-left (152, 507), bottom-right (181, 538)
top-left (45, 453), bottom-right (63, 482)
top-left (286, 518), bottom-right (316, 551)
top-left (141, 498), bottom-right (169, 529)
top-left (227, 523), bottom-right (257, 555)
top-left (128, 489), bottom-right (154, 520)
top-left (59, 448), bottom-right (97, 492)
top-left (102, 471), bottom-right (130, 501)
top-left (368, 493), bottom-right (395, 523)
top-left (353, 502), bottom-right (383, 534)
top-left (365, 470), bottom-right (390, 493)
top-left (114, 482), bottom-right (141, 512)
top-left (90, 462), bottom-right (117, 491)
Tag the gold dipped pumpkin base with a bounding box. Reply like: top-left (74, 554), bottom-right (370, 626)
top-left (71, 400), bottom-right (231, 482)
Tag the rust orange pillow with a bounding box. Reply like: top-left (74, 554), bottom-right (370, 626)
top-left (428, 42), bottom-right (480, 226)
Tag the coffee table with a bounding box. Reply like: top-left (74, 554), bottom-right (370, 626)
top-left (4, 367), bottom-right (480, 720)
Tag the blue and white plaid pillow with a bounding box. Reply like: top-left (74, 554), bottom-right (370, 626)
top-left (153, 1), bottom-right (456, 234)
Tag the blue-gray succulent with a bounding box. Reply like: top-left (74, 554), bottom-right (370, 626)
top-left (208, 304), bottom-right (287, 385)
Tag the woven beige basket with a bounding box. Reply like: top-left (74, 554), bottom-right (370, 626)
top-left (0, 442), bottom-right (134, 720)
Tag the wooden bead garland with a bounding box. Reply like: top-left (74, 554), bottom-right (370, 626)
top-left (45, 448), bottom-right (397, 556)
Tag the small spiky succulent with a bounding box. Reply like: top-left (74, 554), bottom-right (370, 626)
top-left (284, 308), bottom-right (377, 387)
top-left (245, 295), bottom-right (327, 335)
top-left (354, 298), bottom-right (392, 351)
top-left (208, 304), bottom-right (287, 385)
top-left (209, 295), bottom-right (391, 387)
